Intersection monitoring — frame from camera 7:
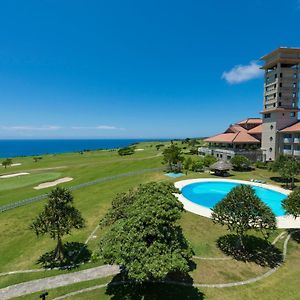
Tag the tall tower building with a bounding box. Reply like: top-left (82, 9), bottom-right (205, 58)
top-left (260, 47), bottom-right (300, 161)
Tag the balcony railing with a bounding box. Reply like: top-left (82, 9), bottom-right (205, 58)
top-left (283, 149), bottom-right (293, 155)
top-left (294, 150), bottom-right (300, 156)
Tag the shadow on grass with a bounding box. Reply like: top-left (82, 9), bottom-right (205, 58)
top-left (270, 177), bottom-right (299, 184)
top-left (217, 234), bottom-right (283, 268)
top-left (37, 242), bottom-right (91, 269)
top-left (287, 229), bottom-right (300, 244)
top-left (105, 272), bottom-right (205, 300)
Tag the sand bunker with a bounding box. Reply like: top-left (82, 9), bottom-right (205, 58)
top-left (135, 148), bottom-right (144, 151)
top-left (0, 172), bottom-right (29, 179)
top-left (34, 177), bottom-right (73, 190)
top-left (11, 163), bottom-right (22, 167)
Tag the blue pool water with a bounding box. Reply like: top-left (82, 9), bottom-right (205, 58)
top-left (181, 181), bottom-right (287, 217)
top-left (165, 172), bottom-right (184, 178)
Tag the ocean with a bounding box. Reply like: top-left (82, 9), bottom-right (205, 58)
top-left (0, 139), bottom-right (158, 158)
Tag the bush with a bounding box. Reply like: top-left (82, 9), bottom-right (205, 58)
top-left (191, 159), bottom-right (204, 172)
top-left (118, 147), bottom-right (135, 156)
top-left (230, 155), bottom-right (251, 171)
top-left (255, 161), bottom-right (267, 169)
top-left (203, 155), bottom-right (217, 167)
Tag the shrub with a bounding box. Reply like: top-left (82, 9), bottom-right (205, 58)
top-left (118, 147), bottom-right (135, 156)
top-left (230, 155), bottom-right (251, 171)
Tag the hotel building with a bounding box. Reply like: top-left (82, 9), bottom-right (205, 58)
top-left (199, 47), bottom-right (300, 162)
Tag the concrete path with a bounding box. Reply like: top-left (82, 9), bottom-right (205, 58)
top-left (0, 265), bottom-right (119, 300)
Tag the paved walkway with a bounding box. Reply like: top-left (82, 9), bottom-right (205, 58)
top-left (0, 265), bottom-right (120, 300)
top-left (1, 231), bottom-right (298, 299)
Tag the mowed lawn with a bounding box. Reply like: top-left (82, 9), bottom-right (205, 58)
top-left (0, 142), bottom-right (299, 300)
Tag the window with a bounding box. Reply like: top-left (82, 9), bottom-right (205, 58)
top-left (280, 83), bottom-right (282, 87)
top-left (292, 102), bottom-right (296, 108)
top-left (284, 134), bottom-right (292, 138)
top-left (278, 102), bottom-right (282, 107)
top-left (293, 82), bottom-right (297, 88)
top-left (273, 103), bottom-right (276, 107)
top-left (270, 125), bottom-right (274, 130)
top-left (264, 113), bottom-right (271, 119)
top-left (284, 145), bottom-right (292, 150)
top-left (293, 93), bottom-right (296, 98)
top-left (280, 73), bottom-right (282, 78)
top-left (279, 92), bottom-right (281, 97)
top-left (290, 112), bottom-right (296, 117)
top-left (275, 74), bottom-right (277, 79)
top-left (293, 73), bottom-right (297, 79)
top-left (270, 137), bottom-right (273, 141)
top-left (269, 147), bottom-right (272, 152)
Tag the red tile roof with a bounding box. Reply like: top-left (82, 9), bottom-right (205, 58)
top-left (280, 121), bottom-right (300, 133)
top-left (204, 132), bottom-right (260, 144)
top-left (237, 118), bottom-right (262, 125)
top-left (225, 124), bottom-right (248, 133)
top-left (248, 124), bottom-right (262, 134)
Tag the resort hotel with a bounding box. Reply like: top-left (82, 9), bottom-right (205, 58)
top-left (199, 47), bottom-right (300, 162)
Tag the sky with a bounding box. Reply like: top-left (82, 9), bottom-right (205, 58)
top-left (0, 0), bottom-right (300, 139)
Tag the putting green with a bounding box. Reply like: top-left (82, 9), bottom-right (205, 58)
top-left (0, 172), bottom-right (62, 192)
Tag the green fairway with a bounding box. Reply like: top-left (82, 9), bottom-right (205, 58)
top-left (0, 172), bottom-right (62, 192)
top-left (0, 141), bottom-right (299, 300)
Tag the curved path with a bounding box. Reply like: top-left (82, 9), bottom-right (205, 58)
top-left (52, 230), bottom-right (298, 299)
top-left (1, 231), bottom-right (298, 299)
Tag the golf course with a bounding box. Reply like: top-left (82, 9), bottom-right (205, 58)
top-left (0, 141), bottom-right (299, 300)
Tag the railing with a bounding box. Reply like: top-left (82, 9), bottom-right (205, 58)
top-left (283, 149), bottom-right (293, 155)
top-left (294, 150), bottom-right (300, 156)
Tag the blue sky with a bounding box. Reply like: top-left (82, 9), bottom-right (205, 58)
top-left (0, 0), bottom-right (300, 139)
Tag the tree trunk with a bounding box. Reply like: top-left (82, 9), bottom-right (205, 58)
top-left (54, 236), bottom-right (64, 261)
top-left (236, 234), bottom-right (245, 250)
top-left (291, 176), bottom-right (295, 189)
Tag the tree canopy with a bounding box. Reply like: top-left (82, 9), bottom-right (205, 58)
top-left (230, 155), bottom-right (251, 171)
top-left (2, 158), bottom-right (12, 168)
top-left (278, 157), bottom-right (300, 189)
top-left (162, 144), bottom-right (184, 172)
top-left (31, 187), bottom-right (85, 261)
top-left (118, 146), bottom-right (135, 156)
top-left (212, 185), bottom-right (276, 247)
top-left (282, 188), bottom-right (300, 218)
top-left (99, 182), bottom-right (193, 282)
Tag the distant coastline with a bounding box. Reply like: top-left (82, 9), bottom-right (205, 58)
top-left (0, 139), bottom-right (168, 158)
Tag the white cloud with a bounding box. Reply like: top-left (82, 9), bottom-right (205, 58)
top-left (222, 61), bottom-right (264, 84)
top-left (71, 125), bottom-right (125, 131)
top-left (0, 125), bottom-right (61, 131)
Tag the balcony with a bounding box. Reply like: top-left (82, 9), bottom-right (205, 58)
top-left (283, 138), bottom-right (293, 143)
top-left (294, 150), bottom-right (300, 156)
top-left (294, 138), bottom-right (300, 144)
top-left (283, 149), bottom-right (293, 155)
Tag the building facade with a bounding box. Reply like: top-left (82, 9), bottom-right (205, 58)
top-left (200, 47), bottom-right (300, 162)
top-left (261, 47), bottom-right (300, 161)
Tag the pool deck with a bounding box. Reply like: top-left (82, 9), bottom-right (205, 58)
top-left (174, 178), bottom-right (300, 229)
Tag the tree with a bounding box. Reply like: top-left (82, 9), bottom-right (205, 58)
top-left (278, 157), bottom-right (300, 189)
top-left (155, 144), bottom-right (164, 151)
top-left (30, 187), bottom-right (85, 261)
top-left (230, 155), bottom-right (251, 171)
top-left (118, 147), bottom-right (135, 156)
top-left (183, 157), bottom-right (193, 174)
top-left (99, 182), bottom-right (193, 282)
top-left (202, 154), bottom-right (217, 167)
top-left (162, 144), bottom-right (184, 172)
top-left (2, 158), bottom-right (12, 168)
top-left (212, 185), bottom-right (276, 248)
top-left (191, 158), bottom-right (205, 172)
top-left (33, 156), bottom-right (43, 162)
top-left (282, 188), bottom-right (300, 218)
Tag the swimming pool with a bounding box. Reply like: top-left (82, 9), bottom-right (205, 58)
top-left (181, 181), bottom-right (287, 217)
